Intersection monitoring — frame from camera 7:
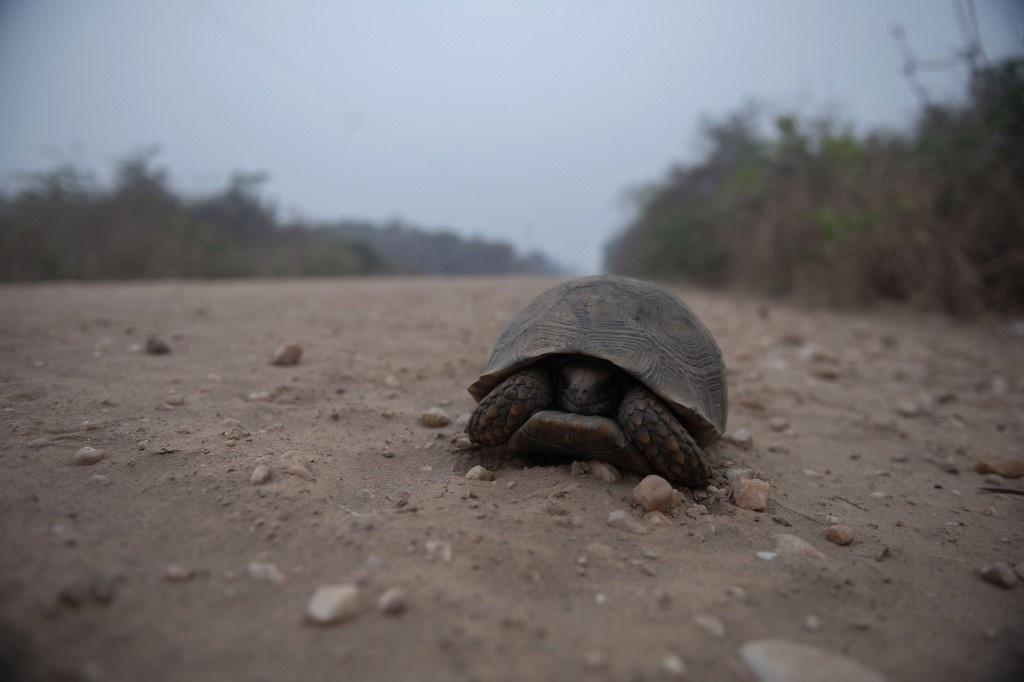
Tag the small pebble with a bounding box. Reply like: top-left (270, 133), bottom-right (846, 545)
top-left (28, 437), bottom-right (50, 448)
top-left (164, 565), bottom-right (194, 582)
top-left (384, 375), bottom-right (401, 388)
top-left (570, 460), bottom-right (590, 476)
top-left (250, 464), bottom-right (272, 485)
top-left (981, 506), bottom-right (996, 517)
top-left (732, 478), bottom-right (769, 511)
top-left (825, 524), bottom-right (854, 546)
top-left (896, 401), bottom-right (920, 417)
top-left (271, 342), bottom-right (303, 366)
top-left (72, 447), bottom-right (106, 466)
top-left (456, 412), bottom-right (471, 427)
top-left (582, 650), bottom-right (607, 671)
top-left (632, 475), bottom-right (676, 512)
top-left (164, 394), bottom-right (185, 407)
top-left (306, 584), bottom-right (361, 625)
top-left (145, 336), bottom-right (170, 355)
top-left (975, 456), bottom-right (1024, 479)
top-left (284, 461), bottom-right (314, 481)
top-left (774, 534), bottom-right (826, 560)
top-left (378, 587), bottom-right (408, 615)
top-left (694, 613), bottom-right (726, 638)
top-left (247, 562), bottom-right (285, 584)
top-left (805, 614), bottom-right (821, 632)
top-left (465, 465), bottom-right (494, 481)
top-left (661, 654), bottom-right (687, 678)
top-left (607, 510), bottom-right (648, 535)
top-left (1014, 561), bottom-right (1024, 580)
top-left (589, 461), bottom-right (621, 483)
top-left (768, 417), bottom-right (789, 432)
top-left (740, 639), bottom-right (885, 682)
top-left (980, 563), bottom-right (1019, 589)
top-left (726, 467), bottom-right (754, 482)
top-left (729, 427), bottom-right (753, 449)
top-left (419, 408), bottom-right (452, 428)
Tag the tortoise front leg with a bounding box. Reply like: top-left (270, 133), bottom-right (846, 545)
top-left (617, 385), bottom-right (710, 487)
top-left (467, 366), bottom-right (553, 446)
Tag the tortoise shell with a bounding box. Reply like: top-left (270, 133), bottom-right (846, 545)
top-left (467, 275), bottom-right (727, 446)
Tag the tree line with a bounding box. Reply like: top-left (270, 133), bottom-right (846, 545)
top-left (0, 152), bottom-right (559, 281)
top-left (605, 57), bottom-right (1024, 315)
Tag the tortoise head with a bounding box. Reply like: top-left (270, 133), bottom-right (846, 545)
top-left (552, 356), bottom-right (625, 416)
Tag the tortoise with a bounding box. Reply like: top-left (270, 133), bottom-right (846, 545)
top-left (466, 275), bottom-right (727, 487)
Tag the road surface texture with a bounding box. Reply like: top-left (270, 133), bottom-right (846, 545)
top-left (1, 277), bottom-right (1022, 681)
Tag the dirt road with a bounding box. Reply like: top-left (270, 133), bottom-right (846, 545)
top-left (1, 277), bottom-right (1022, 681)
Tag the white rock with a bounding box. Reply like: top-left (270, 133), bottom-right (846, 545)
top-left (306, 584), bottom-right (361, 625)
top-left (729, 427), bottom-right (754, 449)
top-left (805, 614), bottom-right (822, 632)
top-left (378, 587), bottom-right (408, 615)
top-left (249, 464), bottom-right (272, 485)
top-left (247, 561), bottom-right (285, 584)
top-left (589, 461), bottom-right (621, 483)
top-left (465, 465), bottom-right (494, 481)
top-left (661, 654), bottom-right (687, 678)
top-left (740, 639), bottom-right (886, 682)
top-left (694, 613), bottom-right (727, 638)
top-left (420, 407), bottom-right (452, 428)
top-left (607, 510), bottom-right (648, 535)
top-left (72, 447), bottom-right (106, 466)
top-left (164, 564), bottom-right (194, 582)
top-left (773, 534), bottom-right (826, 560)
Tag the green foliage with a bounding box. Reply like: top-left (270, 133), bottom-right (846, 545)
top-left (605, 58), bottom-right (1024, 315)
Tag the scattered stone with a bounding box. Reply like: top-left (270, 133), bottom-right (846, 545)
top-left (306, 584), bottom-right (361, 625)
top-left (632, 475), bottom-right (676, 512)
top-left (247, 562), bottom-right (285, 584)
top-left (283, 453), bottom-right (314, 481)
top-left (644, 510), bottom-right (672, 526)
top-left (271, 342), bottom-right (303, 366)
top-left (728, 427), bottom-right (753, 449)
top-left (694, 613), bottom-right (726, 638)
top-left (384, 374), bottom-right (401, 388)
top-left (145, 335), bottom-right (170, 355)
top-left (726, 467), bottom-right (754, 482)
top-left (420, 408), bottom-right (452, 428)
top-left (72, 447), bottom-right (106, 466)
top-left (250, 464), bottom-right (272, 485)
top-left (805, 614), bottom-right (822, 632)
top-left (756, 551), bottom-right (778, 561)
top-left (465, 465), bottom-right (494, 481)
top-left (980, 563), bottom-right (1019, 589)
top-left (570, 460), bottom-right (590, 476)
top-left (768, 417), bottom-right (790, 432)
top-left (607, 510), bottom-right (648, 535)
top-left (740, 639), bottom-right (886, 682)
top-left (975, 456), bottom-right (1024, 479)
top-left (582, 650), bottom-right (607, 671)
top-left (732, 478), bottom-right (769, 511)
top-left (589, 461), bottom-right (621, 483)
top-left (825, 524), bottom-right (854, 546)
top-left (896, 401), bottom-right (921, 418)
top-left (27, 437), bottom-right (50, 449)
top-left (661, 654), bottom-right (687, 678)
top-left (981, 506), bottom-right (996, 517)
top-left (586, 542), bottom-right (615, 560)
top-left (164, 394), bottom-right (185, 407)
top-left (378, 587), bottom-right (408, 615)
top-left (164, 565), bottom-right (194, 582)
top-left (774, 534), bottom-right (826, 560)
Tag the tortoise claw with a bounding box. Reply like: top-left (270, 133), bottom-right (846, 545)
top-left (618, 385), bottom-right (710, 487)
top-left (467, 366), bottom-right (552, 446)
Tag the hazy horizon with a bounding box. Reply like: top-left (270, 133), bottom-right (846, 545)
top-left (2, 1), bottom-right (1022, 273)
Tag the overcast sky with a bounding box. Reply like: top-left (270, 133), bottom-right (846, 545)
top-left (1, 1), bottom-right (1022, 272)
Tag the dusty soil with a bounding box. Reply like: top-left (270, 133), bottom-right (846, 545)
top-left (1, 277), bottom-right (1022, 682)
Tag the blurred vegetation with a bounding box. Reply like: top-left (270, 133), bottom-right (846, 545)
top-left (605, 58), bottom-right (1024, 315)
top-left (0, 151), bottom-right (558, 281)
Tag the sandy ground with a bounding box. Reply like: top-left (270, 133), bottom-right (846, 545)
top-left (1, 276), bottom-right (1023, 682)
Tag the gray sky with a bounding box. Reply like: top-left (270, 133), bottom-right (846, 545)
top-left (1, 1), bottom-right (1022, 273)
